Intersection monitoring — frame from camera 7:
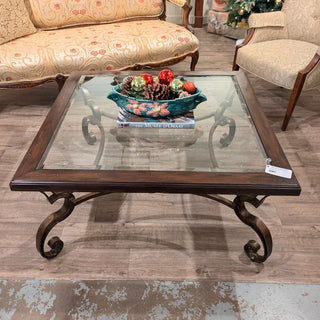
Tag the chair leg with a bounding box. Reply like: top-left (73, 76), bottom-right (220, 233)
top-left (190, 50), bottom-right (199, 71)
top-left (55, 74), bottom-right (68, 91)
top-left (281, 73), bottom-right (306, 131)
top-left (282, 53), bottom-right (320, 130)
top-left (232, 49), bottom-right (240, 71)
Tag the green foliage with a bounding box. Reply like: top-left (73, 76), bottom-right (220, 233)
top-left (224, 0), bottom-right (284, 28)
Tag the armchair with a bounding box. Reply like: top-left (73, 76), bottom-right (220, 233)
top-left (233, 0), bottom-right (320, 130)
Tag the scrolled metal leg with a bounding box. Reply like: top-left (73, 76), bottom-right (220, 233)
top-left (37, 192), bottom-right (110, 259)
top-left (36, 193), bottom-right (76, 259)
top-left (80, 88), bottom-right (106, 168)
top-left (233, 195), bottom-right (272, 263)
top-left (219, 117), bottom-right (236, 147)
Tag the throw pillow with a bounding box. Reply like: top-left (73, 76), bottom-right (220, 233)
top-left (0, 0), bottom-right (37, 45)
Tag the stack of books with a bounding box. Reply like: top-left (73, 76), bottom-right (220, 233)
top-left (117, 108), bottom-right (195, 129)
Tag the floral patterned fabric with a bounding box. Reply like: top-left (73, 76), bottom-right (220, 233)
top-left (237, 40), bottom-right (319, 90)
top-left (0, 20), bottom-right (198, 83)
top-left (0, 0), bottom-right (37, 45)
top-left (25, 0), bottom-right (165, 29)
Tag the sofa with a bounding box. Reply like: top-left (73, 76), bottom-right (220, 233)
top-left (0, 0), bottom-right (199, 90)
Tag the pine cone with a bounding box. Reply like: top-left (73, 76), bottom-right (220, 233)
top-left (121, 76), bottom-right (134, 93)
top-left (143, 83), bottom-right (171, 100)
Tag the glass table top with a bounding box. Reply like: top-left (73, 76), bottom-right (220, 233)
top-left (42, 74), bottom-right (268, 173)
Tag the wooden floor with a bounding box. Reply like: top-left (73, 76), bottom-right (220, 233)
top-left (0, 28), bottom-right (319, 284)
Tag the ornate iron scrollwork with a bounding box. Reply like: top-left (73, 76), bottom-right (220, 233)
top-left (208, 87), bottom-right (236, 167)
top-left (233, 195), bottom-right (272, 263)
top-left (37, 192), bottom-right (272, 262)
top-left (196, 193), bottom-right (272, 263)
top-left (37, 192), bottom-right (109, 259)
top-left (36, 192), bottom-right (76, 259)
top-left (81, 87), bottom-right (107, 168)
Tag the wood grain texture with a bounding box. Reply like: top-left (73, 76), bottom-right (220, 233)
top-left (0, 28), bottom-right (319, 283)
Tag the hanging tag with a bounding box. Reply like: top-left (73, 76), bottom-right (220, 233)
top-left (265, 165), bottom-right (292, 179)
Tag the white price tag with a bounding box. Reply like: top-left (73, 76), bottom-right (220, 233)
top-left (265, 165), bottom-right (292, 179)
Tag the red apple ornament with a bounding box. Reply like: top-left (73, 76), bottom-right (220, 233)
top-left (158, 69), bottom-right (174, 85)
top-left (183, 81), bottom-right (196, 94)
top-left (140, 73), bottom-right (154, 85)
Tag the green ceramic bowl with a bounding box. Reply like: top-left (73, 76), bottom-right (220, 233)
top-left (107, 85), bottom-right (207, 118)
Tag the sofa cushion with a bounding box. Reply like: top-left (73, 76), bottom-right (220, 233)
top-left (237, 39), bottom-right (319, 90)
top-left (25, 0), bottom-right (165, 29)
top-left (0, 20), bottom-right (198, 83)
top-left (0, 0), bottom-right (37, 45)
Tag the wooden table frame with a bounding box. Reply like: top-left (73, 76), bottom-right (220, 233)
top-left (10, 71), bottom-right (301, 263)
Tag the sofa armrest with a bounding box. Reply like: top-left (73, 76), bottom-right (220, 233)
top-left (249, 11), bottom-right (285, 28)
top-left (167, 0), bottom-right (188, 7)
top-left (167, 0), bottom-right (192, 30)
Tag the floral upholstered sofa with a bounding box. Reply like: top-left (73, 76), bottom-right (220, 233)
top-left (0, 0), bottom-right (199, 89)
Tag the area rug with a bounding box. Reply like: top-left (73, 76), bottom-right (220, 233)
top-left (1, 280), bottom-right (319, 319)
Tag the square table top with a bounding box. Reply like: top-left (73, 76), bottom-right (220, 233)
top-left (10, 71), bottom-right (301, 196)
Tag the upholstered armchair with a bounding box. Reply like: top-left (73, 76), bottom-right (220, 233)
top-left (233, 0), bottom-right (320, 130)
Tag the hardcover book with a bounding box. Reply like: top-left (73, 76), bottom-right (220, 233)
top-left (116, 108), bottom-right (195, 129)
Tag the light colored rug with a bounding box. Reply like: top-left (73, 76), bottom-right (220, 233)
top-left (1, 280), bottom-right (320, 319)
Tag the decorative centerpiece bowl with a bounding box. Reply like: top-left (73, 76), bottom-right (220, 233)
top-left (107, 70), bottom-right (207, 118)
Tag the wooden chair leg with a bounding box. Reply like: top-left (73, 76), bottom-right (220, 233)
top-left (55, 74), bottom-right (68, 91)
top-left (190, 50), bottom-right (199, 71)
top-left (281, 74), bottom-right (306, 131)
top-left (233, 63), bottom-right (240, 71)
top-left (232, 49), bottom-right (239, 71)
top-left (282, 53), bottom-right (320, 130)
top-left (232, 47), bottom-right (240, 71)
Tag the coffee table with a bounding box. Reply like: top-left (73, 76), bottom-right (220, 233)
top-left (10, 71), bottom-right (301, 262)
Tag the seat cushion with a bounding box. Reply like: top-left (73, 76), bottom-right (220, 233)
top-left (237, 39), bottom-right (319, 90)
top-left (0, 20), bottom-right (199, 83)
